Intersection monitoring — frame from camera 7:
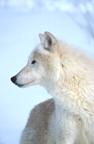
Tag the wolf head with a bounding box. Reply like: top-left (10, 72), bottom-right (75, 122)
top-left (11, 32), bottom-right (62, 88)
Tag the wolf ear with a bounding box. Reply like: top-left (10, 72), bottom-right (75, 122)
top-left (39, 32), bottom-right (57, 52)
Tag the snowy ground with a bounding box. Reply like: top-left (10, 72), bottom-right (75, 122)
top-left (0, 6), bottom-right (94, 144)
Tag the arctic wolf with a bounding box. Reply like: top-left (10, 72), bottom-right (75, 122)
top-left (11, 32), bottom-right (94, 144)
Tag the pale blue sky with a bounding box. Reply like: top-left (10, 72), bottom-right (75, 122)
top-left (0, 1), bottom-right (94, 144)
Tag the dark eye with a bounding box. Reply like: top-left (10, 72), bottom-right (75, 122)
top-left (31, 60), bottom-right (36, 64)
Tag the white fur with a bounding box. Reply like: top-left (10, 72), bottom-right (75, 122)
top-left (11, 32), bottom-right (94, 144)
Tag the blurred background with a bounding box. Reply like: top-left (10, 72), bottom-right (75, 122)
top-left (0, 0), bottom-right (94, 144)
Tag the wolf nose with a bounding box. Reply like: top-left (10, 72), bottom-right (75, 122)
top-left (11, 76), bottom-right (17, 84)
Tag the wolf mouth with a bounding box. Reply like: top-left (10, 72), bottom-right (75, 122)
top-left (15, 82), bottom-right (32, 88)
top-left (14, 80), bottom-right (37, 88)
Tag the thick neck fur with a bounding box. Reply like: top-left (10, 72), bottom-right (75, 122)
top-left (44, 44), bottom-right (94, 118)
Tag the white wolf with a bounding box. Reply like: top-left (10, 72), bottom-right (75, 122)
top-left (11, 32), bottom-right (94, 144)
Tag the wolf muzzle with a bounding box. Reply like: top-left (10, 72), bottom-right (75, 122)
top-left (11, 75), bottom-right (23, 87)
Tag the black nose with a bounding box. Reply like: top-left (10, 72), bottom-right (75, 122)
top-left (11, 76), bottom-right (17, 84)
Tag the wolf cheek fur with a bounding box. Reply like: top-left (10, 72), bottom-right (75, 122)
top-left (11, 32), bottom-right (94, 144)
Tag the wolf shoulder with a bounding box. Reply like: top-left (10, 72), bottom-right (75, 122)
top-left (20, 98), bottom-right (55, 144)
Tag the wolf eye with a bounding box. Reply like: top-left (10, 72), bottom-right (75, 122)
top-left (31, 60), bottom-right (36, 64)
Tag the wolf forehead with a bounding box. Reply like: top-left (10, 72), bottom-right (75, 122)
top-left (29, 47), bottom-right (48, 60)
top-left (35, 45), bottom-right (51, 56)
top-left (29, 44), bottom-right (56, 62)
